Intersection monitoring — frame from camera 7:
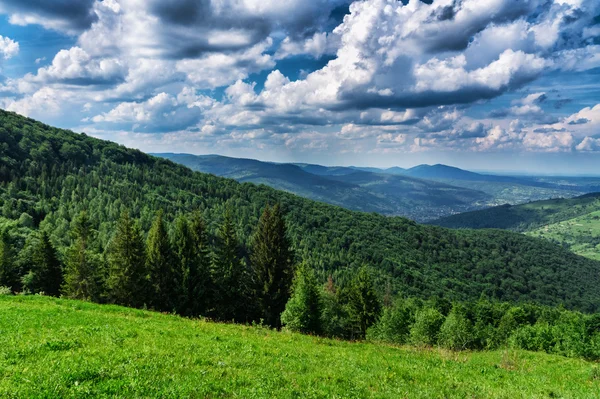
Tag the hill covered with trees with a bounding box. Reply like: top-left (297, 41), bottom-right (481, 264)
top-left (2, 109), bottom-right (600, 316)
top-left (432, 193), bottom-right (600, 232)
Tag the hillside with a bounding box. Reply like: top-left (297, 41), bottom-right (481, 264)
top-left (2, 296), bottom-right (599, 398)
top-left (156, 153), bottom-right (490, 221)
top-left (431, 193), bottom-right (600, 232)
top-left (3, 110), bottom-right (600, 310)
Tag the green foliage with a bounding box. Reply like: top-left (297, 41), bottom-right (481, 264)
top-left (146, 211), bottom-right (175, 311)
top-left (212, 207), bottom-right (249, 322)
top-left (106, 212), bottom-right (147, 308)
top-left (0, 231), bottom-right (17, 291)
top-left (29, 231), bottom-right (62, 296)
top-left (438, 305), bottom-right (475, 350)
top-left (410, 307), bottom-right (445, 347)
top-left (250, 204), bottom-right (294, 328)
top-left (367, 299), bottom-right (416, 345)
top-left (281, 263), bottom-right (322, 335)
top-left (344, 266), bottom-right (382, 338)
top-left (62, 212), bottom-right (101, 301)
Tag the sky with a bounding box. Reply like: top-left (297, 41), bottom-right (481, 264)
top-left (0, 0), bottom-right (600, 174)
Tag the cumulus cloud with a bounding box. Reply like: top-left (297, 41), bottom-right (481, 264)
top-left (91, 88), bottom-right (215, 132)
top-left (29, 47), bottom-right (126, 85)
top-left (0, 35), bottom-right (18, 59)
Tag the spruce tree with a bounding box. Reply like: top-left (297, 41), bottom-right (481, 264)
top-left (187, 211), bottom-right (212, 316)
top-left (0, 231), bottom-right (17, 292)
top-left (172, 215), bottom-right (193, 314)
top-left (346, 266), bottom-right (382, 339)
top-left (212, 207), bottom-right (247, 322)
top-left (250, 204), bottom-right (294, 328)
top-left (30, 231), bottom-right (63, 296)
top-left (146, 211), bottom-right (175, 312)
top-left (62, 211), bottom-right (101, 301)
top-left (281, 263), bottom-right (323, 335)
top-left (106, 211), bottom-right (147, 307)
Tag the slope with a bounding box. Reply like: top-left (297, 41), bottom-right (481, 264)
top-left (431, 193), bottom-right (600, 231)
top-left (2, 109), bottom-right (600, 310)
top-left (2, 296), bottom-right (599, 398)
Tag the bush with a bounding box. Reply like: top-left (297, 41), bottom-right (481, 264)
top-left (367, 299), bottom-right (415, 345)
top-left (0, 286), bottom-right (12, 295)
top-left (410, 307), bottom-right (445, 346)
top-left (439, 307), bottom-right (475, 350)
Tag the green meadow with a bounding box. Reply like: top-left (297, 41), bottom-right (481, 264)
top-left (1, 295), bottom-right (599, 398)
top-left (527, 210), bottom-right (600, 261)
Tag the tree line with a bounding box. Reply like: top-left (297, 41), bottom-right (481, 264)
top-left (282, 266), bottom-right (600, 361)
top-left (1, 204), bottom-right (294, 328)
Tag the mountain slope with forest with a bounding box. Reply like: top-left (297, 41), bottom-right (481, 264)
top-left (156, 153), bottom-right (491, 221)
top-left (2, 110), bottom-right (600, 311)
top-left (431, 193), bottom-right (600, 231)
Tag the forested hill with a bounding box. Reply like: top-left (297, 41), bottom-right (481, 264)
top-left (2, 109), bottom-right (600, 311)
top-left (431, 193), bottom-right (600, 231)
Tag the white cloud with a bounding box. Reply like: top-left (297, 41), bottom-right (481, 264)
top-left (0, 35), bottom-right (19, 59)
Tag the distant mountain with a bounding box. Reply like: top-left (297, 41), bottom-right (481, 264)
top-left (402, 164), bottom-right (528, 183)
top-left (383, 166), bottom-right (406, 175)
top-left (156, 154), bottom-right (491, 221)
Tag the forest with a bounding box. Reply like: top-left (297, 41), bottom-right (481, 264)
top-left (2, 109), bottom-right (600, 326)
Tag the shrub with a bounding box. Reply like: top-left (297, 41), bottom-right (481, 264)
top-left (439, 307), bottom-right (475, 350)
top-left (367, 299), bottom-right (415, 345)
top-left (0, 286), bottom-right (12, 295)
top-left (410, 307), bottom-right (445, 347)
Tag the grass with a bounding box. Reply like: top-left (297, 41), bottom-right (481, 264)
top-left (1, 296), bottom-right (600, 398)
top-left (527, 210), bottom-right (600, 260)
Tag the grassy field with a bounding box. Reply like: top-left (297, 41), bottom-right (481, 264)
top-left (1, 296), bottom-right (600, 398)
top-left (527, 210), bottom-right (600, 261)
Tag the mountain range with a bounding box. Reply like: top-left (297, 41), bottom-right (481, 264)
top-left (155, 154), bottom-right (594, 222)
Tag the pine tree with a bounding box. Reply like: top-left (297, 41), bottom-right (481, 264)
top-left (106, 211), bottom-right (147, 307)
top-left (0, 231), bottom-right (17, 292)
top-left (30, 231), bottom-right (63, 296)
top-left (250, 204), bottom-right (294, 328)
top-left (212, 207), bottom-right (247, 322)
top-left (281, 263), bottom-right (323, 335)
top-left (62, 211), bottom-right (101, 301)
top-left (187, 211), bottom-right (212, 316)
top-left (346, 266), bottom-right (382, 339)
top-left (146, 211), bottom-right (175, 311)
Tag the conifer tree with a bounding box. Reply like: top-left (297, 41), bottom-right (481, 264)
top-left (281, 263), bottom-right (323, 334)
top-left (0, 231), bottom-right (17, 291)
top-left (30, 231), bottom-right (62, 296)
top-left (106, 211), bottom-right (147, 307)
top-left (172, 215), bottom-right (193, 314)
top-left (187, 211), bottom-right (212, 316)
top-left (250, 204), bottom-right (294, 328)
top-left (146, 211), bottom-right (175, 311)
top-left (212, 207), bottom-right (247, 322)
top-left (346, 266), bottom-right (382, 339)
top-left (63, 211), bottom-right (101, 301)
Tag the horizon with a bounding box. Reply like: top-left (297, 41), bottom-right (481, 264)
top-left (1, 0), bottom-right (600, 174)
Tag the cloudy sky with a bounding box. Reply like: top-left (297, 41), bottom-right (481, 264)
top-left (1, 0), bottom-right (600, 173)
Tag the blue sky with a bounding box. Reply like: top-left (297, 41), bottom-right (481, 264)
top-left (1, 0), bottom-right (600, 174)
